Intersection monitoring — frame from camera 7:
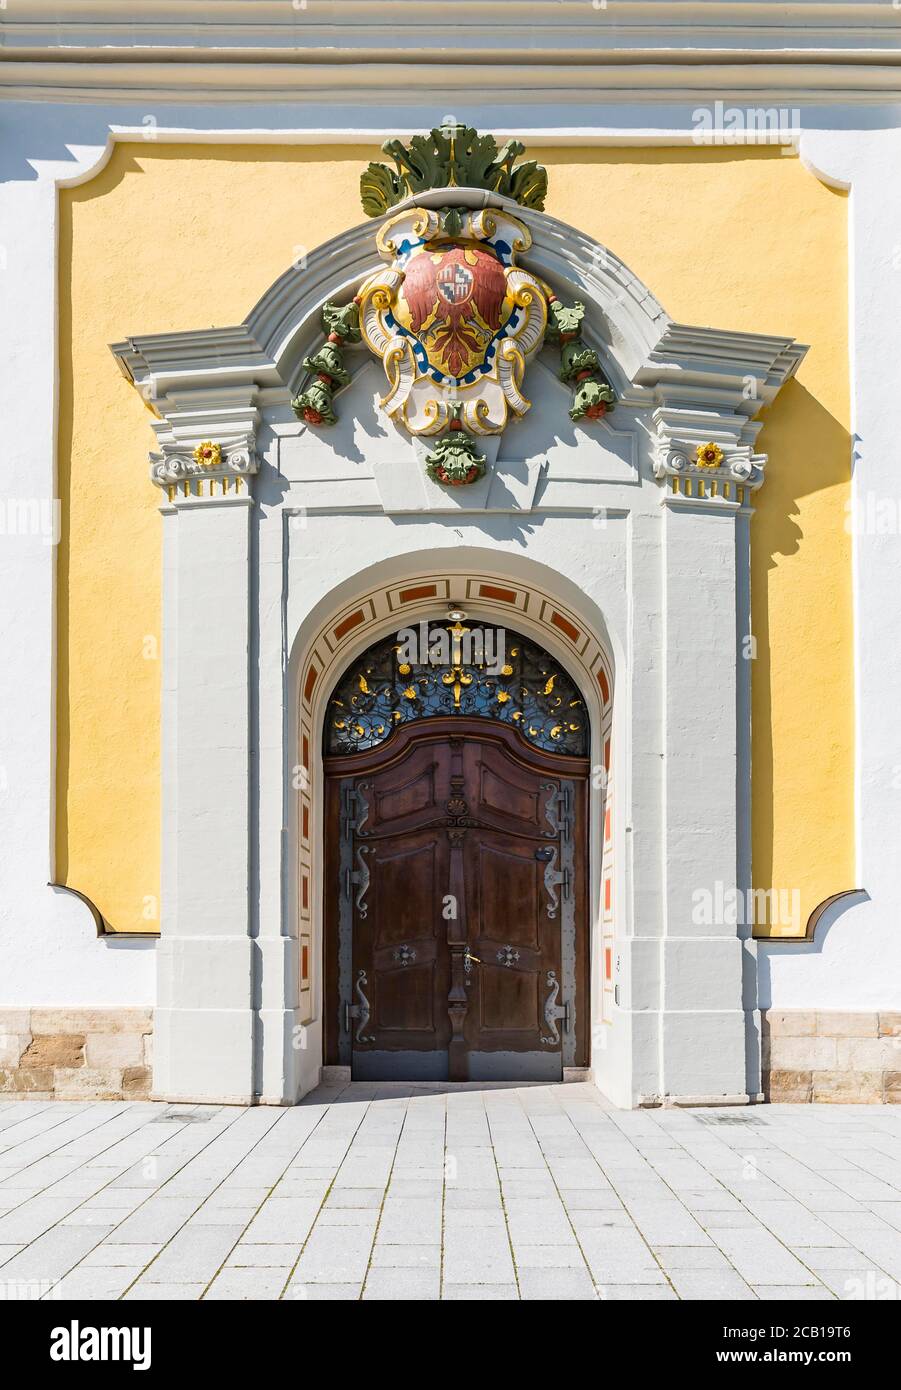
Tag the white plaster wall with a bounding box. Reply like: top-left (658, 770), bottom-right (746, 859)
top-left (0, 120), bottom-right (155, 1009)
top-left (759, 129), bottom-right (901, 1014)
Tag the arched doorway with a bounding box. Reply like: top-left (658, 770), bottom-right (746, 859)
top-left (321, 616), bottom-right (590, 1082)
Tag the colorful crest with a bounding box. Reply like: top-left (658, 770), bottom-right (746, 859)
top-left (357, 205), bottom-right (548, 437)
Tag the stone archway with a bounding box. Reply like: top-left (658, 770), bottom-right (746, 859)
top-left (287, 561), bottom-right (615, 1100)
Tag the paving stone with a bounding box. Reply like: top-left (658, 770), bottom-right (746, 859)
top-left (324, 1187), bottom-right (383, 1209)
top-left (711, 1228), bottom-right (821, 1286)
top-left (226, 1243), bottom-right (301, 1267)
top-left (597, 1284), bottom-right (679, 1300)
top-left (754, 1284), bottom-right (836, 1299)
top-left (138, 1224), bottom-right (245, 1284)
top-left (124, 1282), bottom-right (208, 1300)
top-left (559, 1189), bottom-right (624, 1210)
top-left (50, 1266), bottom-right (143, 1299)
top-left (370, 1243), bottom-right (440, 1268)
top-left (441, 1283), bottom-right (519, 1300)
top-left (363, 1269), bottom-right (440, 1299)
top-left (81, 1243), bottom-right (161, 1267)
top-left (669, 1269), bottom-right (757, 1300)
top-left (285, 1282), bottom-right (361, 1300)
top-left (654, 1245), bottom-right (736, 1271)
top-left (204, 1269), bottom-right (288, 1300)
top-left (517, 1266), bottom-right (597, 1299)
top-left (293, 1223), bottom-right (376, 1283)
top-left (511, 1244), bottom-right (585, 1268)
top-left (240, 1198), bottom-right (321, 1244)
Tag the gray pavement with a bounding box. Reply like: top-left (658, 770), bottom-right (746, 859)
top-left (0, 1083), bottom-right (900, 1300)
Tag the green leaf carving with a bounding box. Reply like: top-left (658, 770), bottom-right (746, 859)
top-left (424, 427), bottom-right (487, 486)
top-left (359, 121), bottom-right (549, 217)
top-left (322, 300), bottom-right (361, 343)
top-left (360, 162), bottom-right (405, 218)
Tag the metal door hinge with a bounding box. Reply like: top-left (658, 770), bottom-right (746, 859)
top-left (543, 782), bottom-right (574, 842)
top-left (540, 969), bottom-right (570, 1045)
top-left (343, 969), bottom-right (374, 1043)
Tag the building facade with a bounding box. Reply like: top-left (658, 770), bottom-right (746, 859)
top-left (1, 2), bottom-right (899, 1108)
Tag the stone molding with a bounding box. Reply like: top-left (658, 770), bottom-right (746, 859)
top-left (110, 339), bottom-right (265, 497)
top-left (638, 325), bottom-right (807, 499)
top-left (5, 3), bottom-right (901, 105)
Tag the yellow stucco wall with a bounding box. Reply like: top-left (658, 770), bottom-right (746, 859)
top-left (57, 143), bottom-right (852, 937)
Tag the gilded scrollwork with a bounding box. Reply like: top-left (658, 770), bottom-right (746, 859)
top-left (324, 620), bottom-right (588, 757)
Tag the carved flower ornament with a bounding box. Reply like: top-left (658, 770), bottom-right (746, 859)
top-left (695, 442), bottom-right (725, 469)
top-left (193, 441), bottom-right (222, 469)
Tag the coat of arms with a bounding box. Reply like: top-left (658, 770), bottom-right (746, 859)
top-left (292, 123), bottom-right (615, 486)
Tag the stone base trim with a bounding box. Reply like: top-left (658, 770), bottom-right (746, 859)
top-left (763, 1010), bottom-right (901, 1103)
top-left (0, 1008), bottom-right (153, 1100)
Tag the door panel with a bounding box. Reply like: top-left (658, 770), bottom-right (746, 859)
top-left (324, 718), bottom-right (588, 1081)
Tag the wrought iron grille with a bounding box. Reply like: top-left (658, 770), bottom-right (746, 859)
top-left (323, 618), bottom-right (588, 757)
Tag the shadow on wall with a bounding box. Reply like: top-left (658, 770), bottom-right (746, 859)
top-left (751, 377), bottom-right (854, 935)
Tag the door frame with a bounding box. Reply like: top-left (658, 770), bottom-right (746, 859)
top-left (322, 716), bottom-right (591, 1078)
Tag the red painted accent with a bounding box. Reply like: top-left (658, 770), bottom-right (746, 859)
top-left (605, 807), bottom-right (611, 841)
top-left (597, 669), bottom-right (610, 704)
top-left (605, 947), bottom-right (612, 980)
top-left (302, 874), bottom-right (309, 911)
top-left (551, 610), bottom-right (580, 643)
top-left (303, 666), bottom-right (318, 703)
top-left (604, 878), bottom-right (612, 912)
top-left (334, 609), bottom-right (365, 641)
top-left (478, 584), bottom-right (517, 604)
top-left (302, 734), bottom-right (309, 769)
top-left (302, 803), bottom-right (309, 841)
top-left (433, 463), bottom-right (480, 486)
top-left (399, 584), bottom-right (438, 603)
top-left (301, 944), bottom-right (310, 983)
top-left (604, 738), bottom-right (611, 771)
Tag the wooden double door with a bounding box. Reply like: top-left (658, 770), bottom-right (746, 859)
top-left (324, 718), bottom-right (589, 1081)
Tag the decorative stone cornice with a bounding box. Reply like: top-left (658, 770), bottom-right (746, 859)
top-left (111, 335), bottom-right (266, 501)
top-left (631, 323), bottom-right (808, 503)
top-left (149, 434), bottom-right (259, 499)
top-left (5, 3), bottom-right (901, 105)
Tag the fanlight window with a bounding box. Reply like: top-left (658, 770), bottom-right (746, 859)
top-left (323, 617), bottom-right (588, 757)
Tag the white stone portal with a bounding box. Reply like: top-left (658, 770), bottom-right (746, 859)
top-left (112, 197), bottom-right (805, 1107)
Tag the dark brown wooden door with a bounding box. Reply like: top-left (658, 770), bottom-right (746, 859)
top-left (324, 718), bottom-right (588, 1081)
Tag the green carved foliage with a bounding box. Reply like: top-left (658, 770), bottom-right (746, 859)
top-left (290, 301), bottom-right (361, 428)
top-left (545, 299), bottom-right (586, 344)
top-left (545, 296), bottom-right (616, 423)
top-left (360, 162), bottom-right (405, 219)
top-left (559, 341), bottom-right (601, 384)
top-left (322, 300), bottom-right (361, 343)
top-left (292, 379), bottom-right (338, 428)
top-left (569, 378), bottom-right (616, 424)
top-left (424, 430), bottom-right (487, 487)
top-left (302, 342), bottom-right (351, 388)
top-left (359, 122), bottom-right (549, 216)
